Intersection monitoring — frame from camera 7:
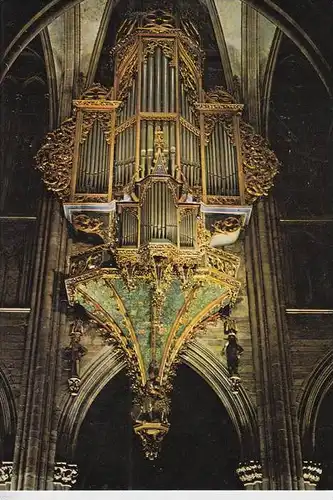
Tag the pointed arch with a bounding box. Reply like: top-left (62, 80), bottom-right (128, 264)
top-left (0, 367), bottom-right (17, 450)
top-left (57, 339), bottom-right (258, 462)
top-left (298, 348), bottom-right (333, 457)
top-left (57, 346), bottom-right (126, 460)
top-left (1, 0), bottom-right (332, 97)
top-left (181, 340), bottom-right (259, 460)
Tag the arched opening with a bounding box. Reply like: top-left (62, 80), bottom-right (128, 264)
top-left (73, 364), bottom-right (243, 490)
top-left (0, 368), bottom-right (17, 462)
top-left (314, 386), bottom-right (333, 489)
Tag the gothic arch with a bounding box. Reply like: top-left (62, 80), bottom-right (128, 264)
top-left (57, 346), bottom-right (126, 460)
top-left (0, 367), bottom-right (17, 454)
top-left (1, 0), bottom-right (332, 97)
top-left (298, 348), bottom-right (333, 457)
top-left (181, 340), bottom-right (259, 461)
top-left (57, 338), bottom-right (258, 462)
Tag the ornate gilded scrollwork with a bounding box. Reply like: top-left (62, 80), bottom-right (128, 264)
top-left (33, 4), bottom-right (282, 463)
top-left (143, 38), bottom-right (175, 64)
top-left (72, 213), bottom-right (106, 240)
top-left (206, 195), bottom-right (241, 205)
top-left (69, 246), bottom-right (106, 277)
top-left (117, 49), bottom-right (139, 101)
top-left (80, 111), bottom-right (113, 144)
top-left (35, 117), bottom-right (76, 201)
top-left (212, 216), bottom-right (242, 234)
top-left (239, 121), bottom-right (280, 203)
top-left (205, 86), bottom-right (236, 104)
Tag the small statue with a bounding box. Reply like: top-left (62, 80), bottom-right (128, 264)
top-left (64, 319), bottom-right (87, 395)
top-left (223, 332), bottom-right (244, 378)
top-left (133, 361), bottom-right (170, 424)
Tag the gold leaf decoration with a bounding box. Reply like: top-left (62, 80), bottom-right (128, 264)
top-left (239, 121), bottom-right (280, 203)
top-left (35, 117), bottom-right (76, 201)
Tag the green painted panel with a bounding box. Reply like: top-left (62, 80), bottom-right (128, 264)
top-left (175, 281), bottom-right (226, 339)
top-left (112, 278), bottom-right (152, 374)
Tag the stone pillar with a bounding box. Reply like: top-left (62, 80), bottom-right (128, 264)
top-left (10, 3), bottom-right (82, 490)
top-left (53, 462), bottom-right (78, 491)
top-left (245, 198), bottom-right (304, 489)
top-left (236, 460), bottom-right (262, 490)
top-left (240, 10), bottom-right (304, 486)
top-left (11, 199), bottom-right (69, 490)
top-left (241, 4), bottom-right (261, 130)
top-left (0, 462), bottom-right (13, 490)
top-left (303, 461), bottom-right (322, 490)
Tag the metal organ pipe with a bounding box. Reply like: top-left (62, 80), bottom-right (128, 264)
top-left (94, 120), bottom-right (101, 192)
top-left (162, 54), bottom-right (170, 171)
top-left (155, 47), bottom-right (161, 113)
top-left (211, 126), bottom-right (218, 195)
top-left (216, 121), bottom-right (224, 194)
top-left (225, 126), bottom-right (232, 195)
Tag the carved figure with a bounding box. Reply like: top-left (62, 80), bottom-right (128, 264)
top-left (133, 361), bottom-right (170, 424)
top-left (223, 333), bottom-right (243, 377)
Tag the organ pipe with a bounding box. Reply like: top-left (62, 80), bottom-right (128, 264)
top-left (71, 7), bottom-right (245, 239)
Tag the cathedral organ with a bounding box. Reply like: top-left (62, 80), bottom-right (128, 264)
top-left (35, 5), bottom-right (278, 460)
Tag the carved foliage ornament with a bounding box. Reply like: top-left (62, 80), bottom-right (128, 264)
top-left (143, 38), bottom-right (175, 64)
top-left (239, 121), bottom-right (280, 203)
top-left (54, 462), bottom-right (78, 487)
top-left (0, 462), bottom-right (13, 484)
top-left (35, 117), bottom-right (76, 201)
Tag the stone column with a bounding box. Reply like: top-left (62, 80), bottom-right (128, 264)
top-left (10, 2), bottom-right (83, 490)
top-left (236, 460), bottom-right (263, 490)
top-left (241, 4), bottom-right (261, 130)
top-left (240, 9), bottom-right (304, 486)
top-left (245, 198), bottom-right (304, 489)
top-left (10, 199), bottom-right (69, 490)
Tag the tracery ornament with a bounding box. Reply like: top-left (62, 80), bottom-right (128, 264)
top-left (80, 111), bottom-right (113, 144)
top-left (53, 462), bottom-right (78, 488)
top-left (142, 38), bottom-right (175, 64)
